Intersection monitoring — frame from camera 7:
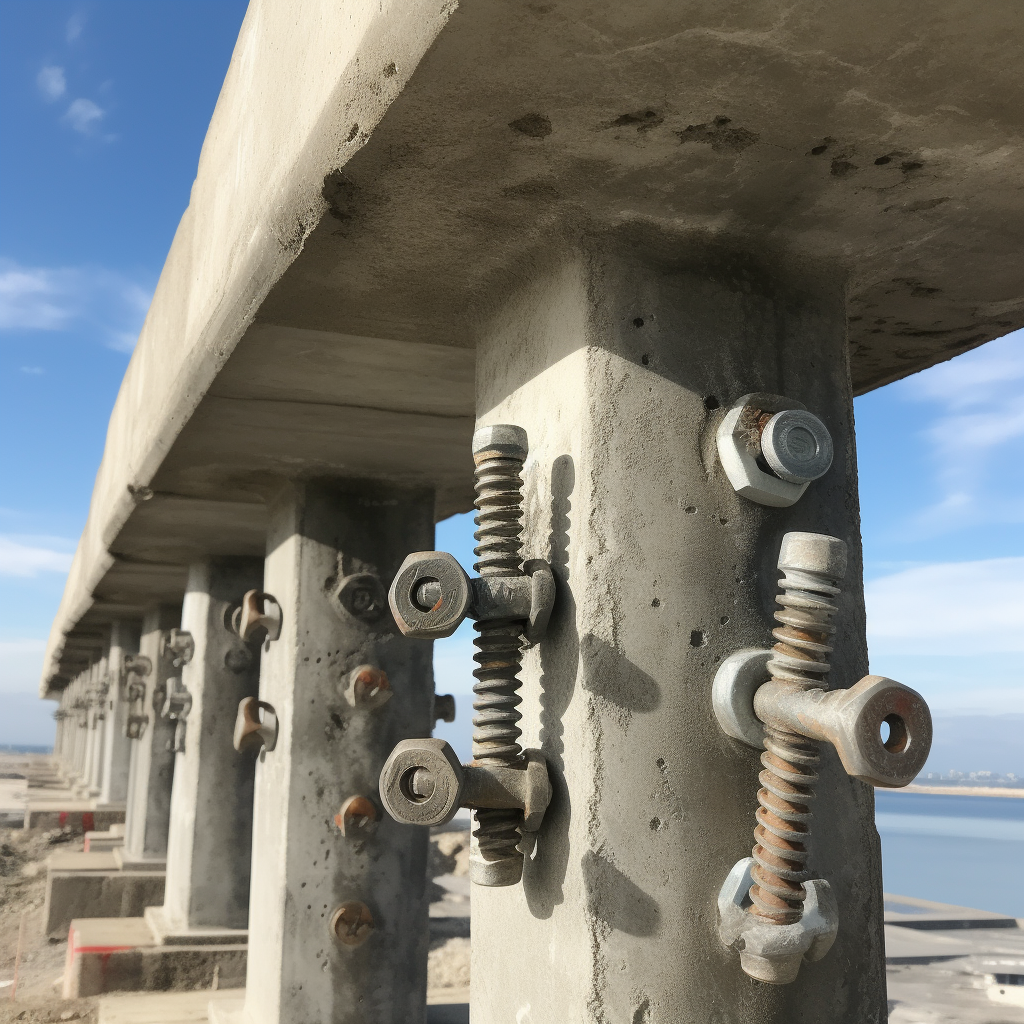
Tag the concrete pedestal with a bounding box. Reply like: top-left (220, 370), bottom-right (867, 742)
top-left (468, 246), bottom-right (884, 1022)
top-left (43, 851), bottom-right (165, 939)
top-left (123, 605), bottom-right (180, 870)
top-left (242, 480), bottom-right (436, 1024)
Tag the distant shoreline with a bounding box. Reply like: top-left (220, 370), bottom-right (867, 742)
top-left (889, 784), bottom-right (1024, 799)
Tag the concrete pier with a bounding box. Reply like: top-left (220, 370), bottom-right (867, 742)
top-left (99, 621), bottom-right (141, 808)
top-left (152, 557), bottom-right (263, 938)
top-left (121, 605), bottom-right (181, 870)
top-left (242, 481), bottom-right (435, 1024)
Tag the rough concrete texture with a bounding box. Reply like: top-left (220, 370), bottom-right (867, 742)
top-left (160, 558), bottom-right (262, 933)
top-left (39, 0), bottom-right (1024, 700)
top-left (243, 480), bottom-right (435, 1024)
top-left (467, 245), bottom-right (883, 1022)
top-left (24, 809), bottom-right (125, 833)
top-left (44, 865), bottom-right (165, 940)
top-left (122, 608), bottom-right (179, 867)
top-left (99, 622), bottom-right (141, 808)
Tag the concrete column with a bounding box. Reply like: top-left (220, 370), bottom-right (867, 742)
top-left (71, 675), bottom-right (88, 783)
top-left (155, 557), bottom-right (263, 936)
top-left (121, 605), bottom-right (180, 868)
top-left (469, 245), bottom-right (883, 1022)
top-left (98, 621), bottom-right (140, 808)
top-left (242, 480), bottom-right (435, 1024)
top-left (84, 658), bottom-right (106, 797)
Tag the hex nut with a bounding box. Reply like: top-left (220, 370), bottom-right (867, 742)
top-left (332, 573), bottom-right (388, 624)
top-left (761, 409), bottom-right (834, 484)
top-left (716, 393), bottom-right (812, 508)
top-left (718, 857), bottom-right (838, 985)
top-left (389, 552), bottom-right (472, 640)
top-left (330, 901), bottom-right (374, 947)
top-left (379, 738), bottom-right (464, 827)
top-left (823, 675), bottom-right (932, 788)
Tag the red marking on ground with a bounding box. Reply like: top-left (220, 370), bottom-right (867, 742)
top-left (72, 945), bottom-right (135, 955)
top-left (59, 811), bottom-right (68, 826)
top-left (82, 812), bottom-right (95, 832)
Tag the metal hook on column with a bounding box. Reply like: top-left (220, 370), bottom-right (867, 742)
top-left (380, 423), bottom-right (557, 887)
top-left (711, 532), bottom-right (932, 984)
top-left (233, 696), bottom-right (278, 755)
top-left (234, 590), bottom-right (282, 651)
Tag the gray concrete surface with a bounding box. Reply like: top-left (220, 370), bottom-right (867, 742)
top-left (122, 606), bottom-right (180, 867)
top-left (44, 856), bottom-right (166, 939)
top-left (160, 557), bottom-right (263, 933)
top-left (100, 621), bottom-right (141, 808)
top-left (38, 0), bottom-right (1024, 699)
top-left (469, 248), bottom-right (882, 1022)
top-left (243, 480), bottom-right (435, 1024)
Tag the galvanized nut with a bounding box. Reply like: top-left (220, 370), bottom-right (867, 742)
top-left (330, 901), bottom-right (374, 947)
top-left (233, 696), bottom-right (278, 754)
top-left (343, 665), bottom-right (392, 710)
top-left (760, 409), bottom-right (833, 484)
top-left (335, 796), bottom-right (379, 837)
top-left (716, 393), bottom-right (823, 507)
top-left (379, 738), bottom-right (464, 827)
top-left (389, 552), bottom-right (472, 640)
top-left (332, 573), bottom-right (388, 624)
top-left (718, 858), bottom-right (838, 985)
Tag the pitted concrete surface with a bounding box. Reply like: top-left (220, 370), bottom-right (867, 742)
top-left (39, 0), bottom-right (1024, 697)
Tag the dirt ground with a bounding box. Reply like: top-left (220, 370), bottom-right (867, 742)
top-left (0, 822), bottom-right (97, 1023)
top-left (0, 806), bottom-right (471, 1022)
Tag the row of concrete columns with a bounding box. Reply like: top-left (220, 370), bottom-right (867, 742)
top-left (51, 489), bottom-right (437, 1020)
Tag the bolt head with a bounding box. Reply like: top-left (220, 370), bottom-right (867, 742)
top-left (761, 409), bottom-right (833, 484)
top-left (778, 532), bottom-right (848, 582)
top-left (388, 552), bottom-right (471, 640)
top-left (472, 424), bottom-right (528, 462)
top-left (344, 665), bottom-right (392, 710)
top-left (379, 738), bottom-right (464, 827)
top-left (335, 795), bottom-right (379, 837)
top-left (330, 901), bottom-right (374, 947)
top-left (332, 574), bottom-right (388, 624)
top-left (829, 675), bottom-right (933, 787)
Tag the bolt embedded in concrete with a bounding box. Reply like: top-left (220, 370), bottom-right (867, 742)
top-left (335, 796), bottom-right (379, 837)
top-left (343, 665), bottom-right (392, 710)
top-left (332, 573), bottom-right (388, 623)
top-left (330, 901), bottom-right (374, 947)
top-left (760, 409), bottom-right (833, 484)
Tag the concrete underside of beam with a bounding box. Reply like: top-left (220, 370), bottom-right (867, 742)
top-left (38, 0), bottom-right (1024, 695)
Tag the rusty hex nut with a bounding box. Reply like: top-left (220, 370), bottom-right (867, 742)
top-left (335, 795), bottom-right (379, 837)
top-left (827, 675), bottom-right (932, 787)
top-left (329, 901), bottom-right (374, 947)
top-left (388, 552), bottom-right (471, 640)
top-left (343, 665), bottom-right (392, 710)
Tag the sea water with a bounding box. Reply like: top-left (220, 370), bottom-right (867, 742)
top-left (876, 791), bottom-right (1024, 917)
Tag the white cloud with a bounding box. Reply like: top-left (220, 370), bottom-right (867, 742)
top-left (37, 66), bottom-right (66, 102)
top-left (66, 13), bottom-right (85, 43)
top-left (63, 98), bottom-right (105, 135)
top-left (20, 366), bottom-right (44, 375)
top-left (0, 259), bottom-right (152, 351)
top-left (866, 557), bottom-right (1024, 655)
top-left (899, 330), bottom-right (1024, 533)
top-left (0, 537), bottom-right (74, 578)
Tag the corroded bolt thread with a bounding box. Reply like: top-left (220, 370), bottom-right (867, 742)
top-left (749, 532), bottom-right (847, 926)
top-left (471, 424), bottom-right (528, 874)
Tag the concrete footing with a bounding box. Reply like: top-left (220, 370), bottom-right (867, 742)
top-left (44, 851), bottom-right (165, 938)
top-left (85, 823), bottom-right (126, 852)
top-left (25, 805), bottom-right (125, 831)
top-left (64, 917), bottom-right (247, 998)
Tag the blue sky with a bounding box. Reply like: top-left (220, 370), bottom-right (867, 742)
top-left (1, 3), bottom-right (1022, 768)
